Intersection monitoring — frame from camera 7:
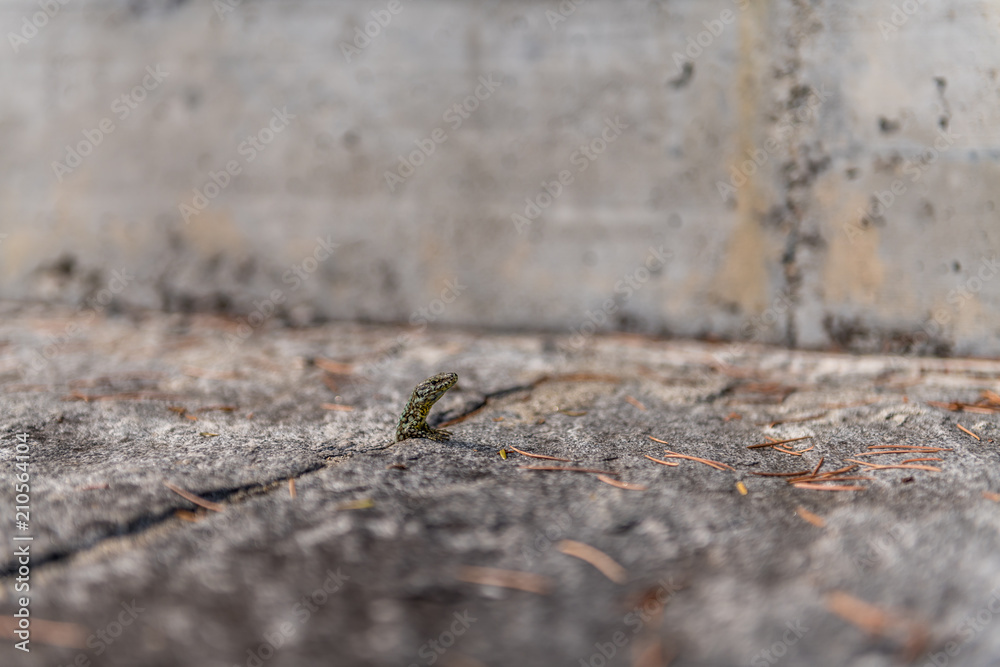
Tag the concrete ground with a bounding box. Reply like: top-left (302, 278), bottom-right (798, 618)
top-left (1, 303), bottom-right (1000, 667)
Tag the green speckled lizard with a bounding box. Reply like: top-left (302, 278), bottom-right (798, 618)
top-left (394, 372), bottom-right (458, 443)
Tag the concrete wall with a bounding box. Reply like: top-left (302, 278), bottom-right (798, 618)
top-left (1, 0), bottom-right (998, 355)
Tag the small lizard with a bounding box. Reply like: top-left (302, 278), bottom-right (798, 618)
top-left (394, 372), bottom-right (459, 443)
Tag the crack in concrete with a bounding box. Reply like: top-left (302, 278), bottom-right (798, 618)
top-left (0, 464), bottom-right (326, 578)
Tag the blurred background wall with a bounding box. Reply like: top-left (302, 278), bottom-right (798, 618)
top-left (1, 0), bottom-right (998, 355)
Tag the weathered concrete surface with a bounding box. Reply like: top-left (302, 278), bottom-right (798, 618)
top-left (2, 0), bottom-right (1000, 354)
top-left (2, 305), bottom-right (1000, 666)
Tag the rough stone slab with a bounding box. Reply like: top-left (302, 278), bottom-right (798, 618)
top-left (2, 305), bottom-right (1000, 666)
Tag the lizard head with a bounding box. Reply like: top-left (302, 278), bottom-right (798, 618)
top-left (412, 372), bottom-right (458, 402)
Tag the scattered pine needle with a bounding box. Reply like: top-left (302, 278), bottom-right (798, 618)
top-left (846, 460), bottom-right (942, 472)
top-left (853, 450), bottom-right (945, 458)
top-left (507, 445), bottom-right (571, 462)
top-left (457, 565), bottom-right (552, 595)
top-left (900, 457), bottom-right (942, 463)
top-left (558, 410), bottom-right (588, 417)
top-left (751, 469), bottom-right (810, 477)
top-left (661, 450), bottom-right (734, 471)
top-left (557, 539), bottom-right (628, 583)
top-left (788, 475), bottom-right (872, 484)
top-left (644, 455), bottom-right (680, 467)
top-left (321, 403), bottom-right (355, 412)
top-left (983, 491), bottom-right (1000, 502)
top-left (519, 465), bottom-right (618, 475)
top-left (826, 592), bottom-right (929, 660)
top-left (772, 446), bottom-right (808, 456)
top-left (796, 506), bottom-right (826, 527)
top-left (867, 445), bottom-right (952, 451)
top-left (818, 464), bottom-right (857, 477)
top-left (596, 475), bottom-right (647, 491)
top-left (336, 498), bottom-right (374, 510)
top-left (648, 436), bottom-right (670, 445)
top-left (175, 509), bottom-right (202, 522)
top-left (811, 457), bottom-right (825, 477)
top-left (314, 358), bottom-right (354, 374)
top-left (76, 483), bottom-right (110, 491)
top-left (787, 464), bottom-right (864, 482)
top-left (764, 413), bottom-right (826, 427)
top-left (288, 478), bottom-right (296, 499)
top-left (927, 400), bottom-right (1000, 414)
top-left (793, 483), bottom-right (866, 491)
top-left (625, 395), bottom-right (647, 411)
top-left (827, 591), bottom-right (895, 635)
top-left (163, 482), bottom-right (224, 512)
top-left (957, 423), bottom-right (981, 441)
top-left (747, 436), bottom-right (813, 449)
top-left (725, 412), bottom-right (743, 421)
top-left (818, 398), bottom-right (882, 410)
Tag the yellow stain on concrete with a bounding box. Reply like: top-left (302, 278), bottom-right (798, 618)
top-left (821, 189), bottom-right (885, 306)
top-left (711, 1), bottom-right (772, 315)
top-left (178, 209), bottom-right (247, 256)
top-left (1, 230), bottom-right (40, 279)
top-left (713, 219), bottom-right (770, 313)
top-left (953, 294), bottom-right (988, 337)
